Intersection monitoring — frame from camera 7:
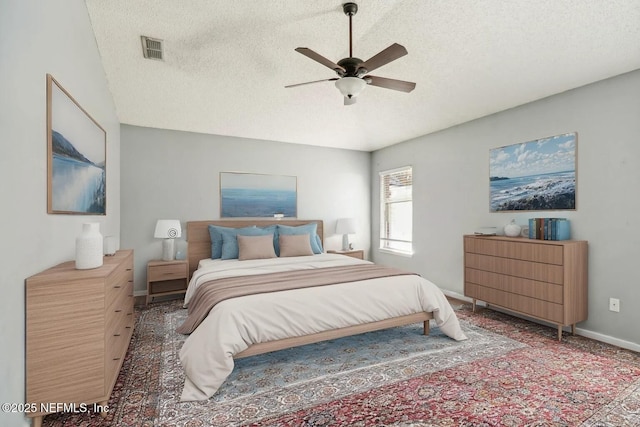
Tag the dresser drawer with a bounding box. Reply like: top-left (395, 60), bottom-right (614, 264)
top-left (106, 264), bottom-right (134, 309)
top-left (465, 253), bottom-right (564, 284)
top-left (466, 283), bottom-right (564, 323)
top-left (465, 268), bottom-right (563, 304)
top-left (106, 293), bottom-right (133, 335)
top-left (148, 262), bottom-right (188, 282)
top-left (464, 237), bottom-right (564, 265)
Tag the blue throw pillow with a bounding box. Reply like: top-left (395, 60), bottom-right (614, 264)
top-left (208, 225), bottom-right (256, 259)
top-left (277, 223), bottom-right (322, 254)
top-left (221, 225), bottom-right (277, 259)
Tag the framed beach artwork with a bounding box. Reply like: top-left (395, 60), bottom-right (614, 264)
top-left (220, 172), bottom-right (297, 218)
top-left (47, 74), bottom-right (106, 214)
top-left (489, 132), bottom-right (577, 212)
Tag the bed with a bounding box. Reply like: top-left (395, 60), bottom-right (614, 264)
top-left (178, 219), bottom-right (467, 401)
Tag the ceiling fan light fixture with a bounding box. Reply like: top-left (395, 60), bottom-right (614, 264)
top-left (335, 77), bottom-right (366, 98)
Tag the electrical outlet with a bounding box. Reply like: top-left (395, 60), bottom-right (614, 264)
top-left (609, 298), bottom-right (620, 312)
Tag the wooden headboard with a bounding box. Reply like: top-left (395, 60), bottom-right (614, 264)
top-left (186, 219), bottom-right (324, 278)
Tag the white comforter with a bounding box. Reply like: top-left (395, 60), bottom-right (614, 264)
top-left (179, 254), bottom-right (467, 401)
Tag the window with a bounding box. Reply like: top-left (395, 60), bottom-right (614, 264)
top-left (379, 166), bottom-right (413, 255)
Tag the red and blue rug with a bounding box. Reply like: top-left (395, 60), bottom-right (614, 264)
top-left (44, 300), bottom-right (640, 426)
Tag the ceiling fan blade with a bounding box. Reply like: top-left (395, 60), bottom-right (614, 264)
top-left (285, 78), bottom-right (339, 88)
top-left (344, 96), bottom-right (357, 106)
top-left (295, 48), bottom-right (346, 73)
top-left (366, 75), bottom-right (416, 93)
top-left (359, 43), bottom-right (408, 73)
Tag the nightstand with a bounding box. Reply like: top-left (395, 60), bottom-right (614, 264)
top-left (146, 259), bottom-right (189, 305)
top-left (327, 249), bottom-right (364, 260)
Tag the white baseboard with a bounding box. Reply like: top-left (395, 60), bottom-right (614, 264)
top-left (575, 328), bottom-right (640, 352)
top-left (440, 289), bottom-right (639, 353)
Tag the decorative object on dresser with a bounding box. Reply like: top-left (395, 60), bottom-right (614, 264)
top-left (46, 74), bottom-right (106, 215)
top-left (528, 217), bottom-right (571, 240)
top-left (104, 235), bottom-right (117, 256)
top-left (463, 235), bottom-right (587, 341)
top-left (335, 217), bottom-right (357, 250)
top-left (75, 222), bottom-right (103, 269)
top-left (154, 219), bottom-right (181, 261)
top-left (25, 249), bottom-right (134, 427)
top-left (327, 249), bottom-right (364, 260)
top-left (146, 259), bottom-right (189, 305)
top-left (489, 132), bottom-right (577, 212)
top-left (503, 219), bottom-right (522, 237)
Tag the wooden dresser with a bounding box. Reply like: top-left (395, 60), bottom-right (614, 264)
top-left (463, 236), bottom-right (588, 341)
top-left (25, 250), bottom-right (134, 427)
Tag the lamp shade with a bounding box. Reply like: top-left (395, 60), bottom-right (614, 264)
top-left (336, 218), bottom-right (357, 235)
top-left (335, 77), bottom-right (366, 98)
top-left (154, 220), bottom-right (182, 239)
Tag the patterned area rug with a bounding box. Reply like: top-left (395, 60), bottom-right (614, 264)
top-left (43, 300), bottom-right (640, 427)
top-left (157, 310), bottom-right (524, 426)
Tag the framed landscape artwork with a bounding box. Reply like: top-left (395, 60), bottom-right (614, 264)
top-left (489, 132), bottom-right (577, 212)
top-left (220, 172), bottom-right (297, 218)
top-left (47, 74), bottom-right (106, 214)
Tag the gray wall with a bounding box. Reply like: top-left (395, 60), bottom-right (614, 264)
top-left (120, 125), bottom-right (371, 294)
top-left (372, 70), bottom-right (640, 349)
top-left (0, 1), bottom-right (120, 426)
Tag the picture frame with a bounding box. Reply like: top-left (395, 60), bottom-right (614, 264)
top-left (489, 132), bottom-right (577, 212)
top-left (220, 172), bottom-right (297, 218)
top-left (47, 74), bottom-right (106, 215)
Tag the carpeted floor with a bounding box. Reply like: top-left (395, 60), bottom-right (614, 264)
top-left (43, 299), bottom-right (640, 427)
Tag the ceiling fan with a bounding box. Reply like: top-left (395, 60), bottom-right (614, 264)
top-left (286, 2), bottom-right (416, 105)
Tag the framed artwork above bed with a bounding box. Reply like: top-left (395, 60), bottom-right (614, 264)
top-left (220, 172), bottom-right (297, 218)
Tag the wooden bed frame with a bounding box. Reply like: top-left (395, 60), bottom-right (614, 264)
top-left (186, 219), bottom-right (433, 358)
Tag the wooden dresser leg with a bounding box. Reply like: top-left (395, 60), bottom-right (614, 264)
top-left (32, 416), bottom-right (43, 427)
top-left (472, 299), bottom-right (476, 312)
top-left (423, 320), bottom-right (430, 336)
top-left (571, 324), bottom-right (576, 335)
top-left (98, 400), bottom-right (109, 417)
top-left (557, 325), bottom-right (563, 342)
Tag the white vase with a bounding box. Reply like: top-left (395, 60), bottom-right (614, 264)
top-left (504, 219), bottom-right (522, 237)
top-left (76, 223), bottom-right (104, 269)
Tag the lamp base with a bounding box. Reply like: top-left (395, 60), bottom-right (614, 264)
top-left (162, 239), bottom-right (175, 261)
top-left (341, 234), bottom-right (350, 251)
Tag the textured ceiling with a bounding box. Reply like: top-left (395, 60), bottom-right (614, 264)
top-left (85, 0), bottom-right (640, 151)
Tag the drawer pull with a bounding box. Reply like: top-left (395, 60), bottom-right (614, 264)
top-left (115, 309), bottom-right (122, 312)
top-left (113, 333), bottom-right (121, 337)
top-left (125, 326), bottom-right (132, 329)
top-left (114, 285), bottom-right (121, 289)
top-left (113, 357), bottom-right (121, 361)
top-left (127, 268), bottom-right (132, 271)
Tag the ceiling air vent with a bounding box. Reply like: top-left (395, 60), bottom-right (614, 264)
top-left (141, 36), bottom-right (163, 60)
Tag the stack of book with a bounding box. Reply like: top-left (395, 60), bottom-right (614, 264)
top-left (528, 218), bottom-right (571, 240)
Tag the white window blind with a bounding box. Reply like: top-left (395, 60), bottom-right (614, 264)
top-left (379, 166), bottom-right (413, 255)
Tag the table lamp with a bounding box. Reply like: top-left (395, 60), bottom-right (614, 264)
top-left (336, 218), bottom-right (357, 251)
top-left (154, 219), bottom-right (182, 261)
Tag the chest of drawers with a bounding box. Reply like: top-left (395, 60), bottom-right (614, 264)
top-left (464, 236), bottom-right (587, 341)
top-left (25, 250), bottom-right (134, 427)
